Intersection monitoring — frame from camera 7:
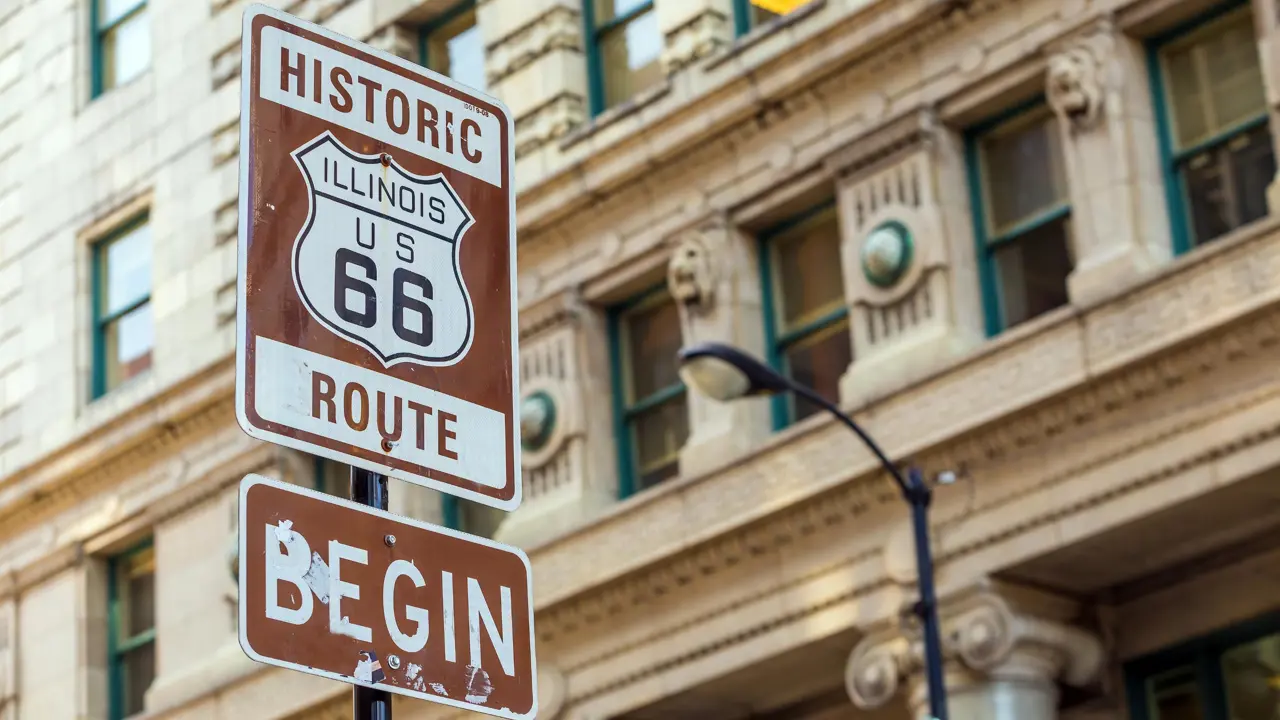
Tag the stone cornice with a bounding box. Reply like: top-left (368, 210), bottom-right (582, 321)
top-left (824, 108), bottom-right (940, 179)
top-left (516, 0), bottom-right (961, 232)
top-left (528, 220), bottom-right (1280, 617)
top-left (0, 358), bottom-right (237, 548)
top-left (512, 0), bottom-right (1096, 312)
top-left (553, 351), bottom-right (1280, 717)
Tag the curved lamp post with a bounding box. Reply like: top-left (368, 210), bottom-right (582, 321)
top-left (676, 342), bottom-right (949, 720)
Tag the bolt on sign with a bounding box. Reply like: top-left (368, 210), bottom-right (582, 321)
top-left (235, 3), bottom-right (521, 510)
top-left (238, 475), bottom-right (537, 717)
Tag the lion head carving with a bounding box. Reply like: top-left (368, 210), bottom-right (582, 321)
top-left (1047, 46), bottom-right (1104, 130)
top-left (667, 235), bottom-right (716, 309)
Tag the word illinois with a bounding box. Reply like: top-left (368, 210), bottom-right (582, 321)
top-left (320, 154), bottom-right (449, 226)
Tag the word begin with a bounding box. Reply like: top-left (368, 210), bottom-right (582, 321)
top-left (265, 523), bottom-right (516, 676)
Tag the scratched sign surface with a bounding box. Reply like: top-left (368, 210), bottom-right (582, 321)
top-left (238, 475), bottom-right (537, 718)
top-left (234, 4), bottom-right (521, 511)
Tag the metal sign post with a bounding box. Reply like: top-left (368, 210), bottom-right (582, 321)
top-left (350, 467), bottom-right (392, 720)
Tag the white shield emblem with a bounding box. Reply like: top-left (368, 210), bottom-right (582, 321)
top-left (290, 132), bottom-right (475, 366)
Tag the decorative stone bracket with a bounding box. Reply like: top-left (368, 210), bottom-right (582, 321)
top-left (846, 581), bottom-right (1104, 710)
top-left (1046, 27), bottom-right (1112, 133)
top-left (666, 230), bottom-right (719, 314)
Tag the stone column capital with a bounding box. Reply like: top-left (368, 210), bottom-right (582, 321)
top-left (948, 581), bottom-right (1104, 687)
top-left (845, 581), bottom-right (1105, 711)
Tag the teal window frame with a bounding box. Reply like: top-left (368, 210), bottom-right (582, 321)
top-left (1146, 0), bottom-right (1267, 256)
top-left (91, 213), bottom-right (151, 400)
top-left (963, 98), bottom-right (1071, 337)
top-left (582, 0), bottom-right (657, 117)
top-left (757, 200), bottom-right (849, 431)
top-left (441, 495), bottom-right (462, 529)
top-left (107, 539), bottom-right (155, 720)
top-left (418, 1), bottom-right (478, 74)
top-left (607, 285), bottom-right (687, 498)
top-left (90, 0), bottom-right (148, 99)
top-left (1124, 610), bottom-right (1280, 720)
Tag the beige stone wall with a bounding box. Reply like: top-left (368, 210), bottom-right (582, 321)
top-left (2, 0), bottom-right (1280, 718)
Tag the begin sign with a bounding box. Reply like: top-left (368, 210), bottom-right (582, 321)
top-left (238, 475), bottom-right (537, 718)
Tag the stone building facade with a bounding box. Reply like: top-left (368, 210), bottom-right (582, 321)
top-left (3, 0), bottom-right (1280, 718)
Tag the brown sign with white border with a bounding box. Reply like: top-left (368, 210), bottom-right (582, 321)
top-left (234, 4), bottom-right (521, 510)
top-left (238, 474), bottom-right (537, 718)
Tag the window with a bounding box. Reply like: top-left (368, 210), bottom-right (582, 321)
top-left (760, 203), bottom-right (852, 428)
top-left (421, 1), bottom-right (486, 92)
top-left (92, 216), bottom-right (153, 398)
top-left (1126, 613), bottom-right (1280, 720)
top-left (609, 288), bottom-right (688, 496)
top-left (584, 0), bottom-right (663, 115)
top-left (108, 542), bottom-right (155, 720)
top-left (967, 103), bottom-right (1074, 336)
top-left (92, 0), bottom-right (150, 97)
top-left (732, 0), bottom-right (782, 36)
top-left (1151, 4), bottom-right (1275, 252)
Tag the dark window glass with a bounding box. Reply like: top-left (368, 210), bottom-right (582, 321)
top-left (95, 0), bottom-right (149, 94)
top-left (973, 106), bottom-right (1074, 332)
top-left (95, 219), bottom-right (153, 396)
top-left (765, 204), bottom-right (852, 426)
top-left (110, 544), bottom-right (156, 719)
top-left (1159, 8), bottom-right (1274, 247)
top-left (590, 0), bottom-right (662, 112)
top-left (614, 291), bottom-right (688, 494)
top-left (783, 320), bottom-right (852, 422)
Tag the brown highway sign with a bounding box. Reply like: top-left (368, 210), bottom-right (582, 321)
top-left (235, 4), bottom-right (521, 510)
top-left (238, 474), bottom-right (537, 718)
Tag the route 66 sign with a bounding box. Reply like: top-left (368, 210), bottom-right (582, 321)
top-left (236, 5), bottom-right (521, 511)
top-left (292, 132), bottom-right (474, 365)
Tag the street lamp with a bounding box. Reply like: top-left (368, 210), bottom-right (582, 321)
top-left (676, 342), bottom-right (950, 720)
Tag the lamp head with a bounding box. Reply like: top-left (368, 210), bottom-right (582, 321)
top-left (676, 342), bottom-right (792, 402)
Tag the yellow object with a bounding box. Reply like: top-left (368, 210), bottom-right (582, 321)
top-left (751, 0), bottom-right (808, 13)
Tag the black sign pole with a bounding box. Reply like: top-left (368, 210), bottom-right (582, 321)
top-left (350, 466), bottom-right (393, 720)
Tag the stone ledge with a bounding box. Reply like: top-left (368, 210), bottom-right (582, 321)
top-left (526, 224), bottom-right (1280, 611)
top-left (518, 0), bottom-right (961, 231)
top-left (554, 378), bottom-right (1280, 718)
